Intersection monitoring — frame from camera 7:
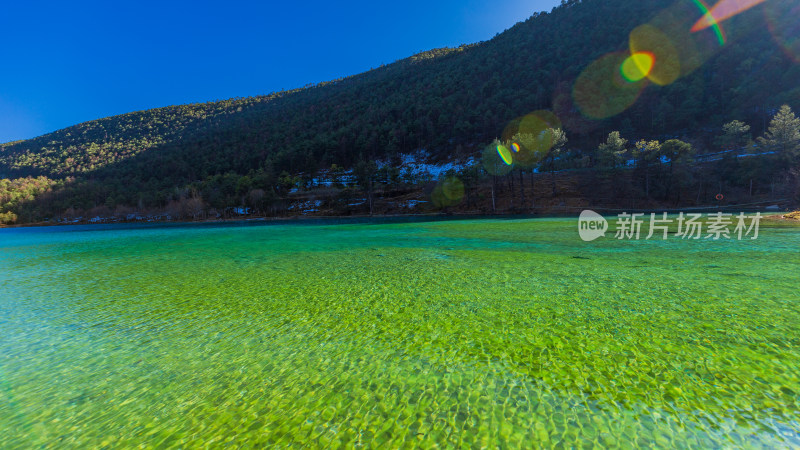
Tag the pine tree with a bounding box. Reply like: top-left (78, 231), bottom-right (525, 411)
top-left (758, 105), bottom-right (800, 157)
top-left (659, 140), bottom-right (695, 200)
top-left (633, 140), bottom-right (661, 199)
top-left (716, 120), bottom-right (751, 151)
top-left (354, 160), bottom-right (378, 216)
top-left (597, 131), bottom-right (628, 169)
top-left (542, 128), bottom-right (567, 197)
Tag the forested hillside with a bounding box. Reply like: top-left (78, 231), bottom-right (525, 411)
top-left (1, 0), bottom-right (799, 224)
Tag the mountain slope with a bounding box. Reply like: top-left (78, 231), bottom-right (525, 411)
top-left (1, 0), bottom-right (799, 222)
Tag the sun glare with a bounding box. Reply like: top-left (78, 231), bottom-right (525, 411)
top-left (691, 0), bottom-right (768, 32)
top-left (621, 52), bottom-right (656, 82)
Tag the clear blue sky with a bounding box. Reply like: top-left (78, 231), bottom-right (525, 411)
top-left (0, 0), bottom-right (561, 143)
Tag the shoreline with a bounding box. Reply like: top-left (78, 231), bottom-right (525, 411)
top-left (763, 211), bottom-right (800, 222)
top-left (0, 212), bottom-right (500, 230)
top-left (2, 209), bottom-right (799, 230)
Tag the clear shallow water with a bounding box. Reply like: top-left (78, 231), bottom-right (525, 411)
top-left (1, 218), bottom-right (799, 448)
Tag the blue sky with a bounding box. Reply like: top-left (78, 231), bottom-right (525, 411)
top-left (0, 0), bottom-right (561, 143)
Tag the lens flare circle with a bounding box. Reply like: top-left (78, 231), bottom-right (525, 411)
top-left (629, 25), bottom-right (681, 86)
top-left (502, 111), bottom-right (562, 143)
top-left (764, 1), bottom-right (800, 63)
top-left (482, 144), bottom-right (513, 176)
top-left (431, 176), bottom-right (465, 208)
top-left (649, 2), bottom-right (724, 77)
top-left (500, 110), bottom-right (561, 168)
top-left (621, 52), bottom-right (656, 82)
top-left (573, 52), bottom-right (648, 119)
top-left (497, 144), bottom-right (513, 165)
top-left (441, 177), bottom-right (465, 202)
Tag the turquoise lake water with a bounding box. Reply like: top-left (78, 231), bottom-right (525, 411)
top-left (1, 217), bottom-right (799, 447)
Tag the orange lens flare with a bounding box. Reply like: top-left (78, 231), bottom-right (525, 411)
top-left (629, 25), bottom-right (681, 86)
top-left (621, 52), bottom-right (656, 82)
top-left (691, 0), bottom-right (767, 32)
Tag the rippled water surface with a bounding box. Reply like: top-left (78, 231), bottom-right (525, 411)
top-left (1, 218), bottom-right (799, 447)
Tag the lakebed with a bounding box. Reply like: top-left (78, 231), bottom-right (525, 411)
top-left (1, 217), bottom-right (798, 447)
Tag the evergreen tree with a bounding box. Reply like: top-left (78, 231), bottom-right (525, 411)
top-left (716, 120), bottom-right (751, 151)
top-left (542, 128), bottom-right (567, 197)
top-left (633, 140), bottom-right (661, 199)
top-left (354, 160), bottom-right (378, 215)
top-left (659, 140), bottom-right (695, 200)
top-left (758, 105), bottom-right (800, 157)
top-left (597, 132), bottom-right (628, 169)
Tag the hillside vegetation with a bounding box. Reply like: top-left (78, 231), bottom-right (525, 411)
top-left (1, 0), bottom-right (799, 224)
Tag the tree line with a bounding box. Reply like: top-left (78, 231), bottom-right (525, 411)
top-left (2, 105), bottom-right (797, 224)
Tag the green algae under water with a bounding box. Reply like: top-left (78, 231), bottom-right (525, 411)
top-left (1, 217), bottom-right (799, 448)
